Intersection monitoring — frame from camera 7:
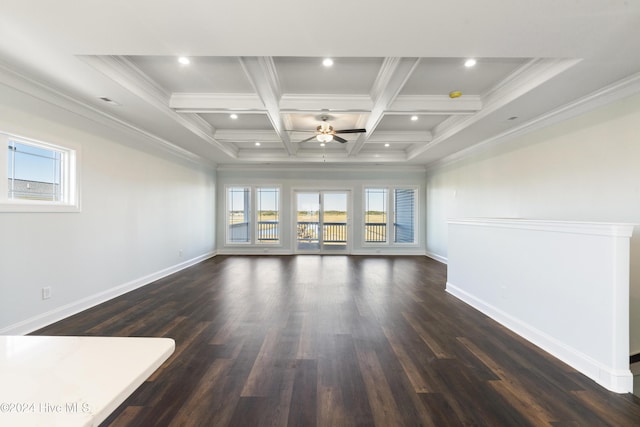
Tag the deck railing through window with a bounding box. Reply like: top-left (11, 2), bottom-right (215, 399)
top-left (257, 221), bottom-right (279, 242)
top-left (323, 222), bottom-right (347, 243)
top-left (297, 221), bottom-right (348, 243)
top-left (365, 222), bottom-right (387, 242)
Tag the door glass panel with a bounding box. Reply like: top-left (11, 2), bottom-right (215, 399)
top-left (322, 193), bottom-right (347, 251)
top-left (296, 192), bottom-right (320, 251)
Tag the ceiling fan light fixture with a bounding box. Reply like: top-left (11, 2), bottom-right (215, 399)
top-left (317, 134), bottom-right (333, 143)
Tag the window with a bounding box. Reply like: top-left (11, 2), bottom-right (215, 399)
top-left (1, 132), bottom-right (78, 212)
top-left (226, 186), bottom-right (281, 245)
top-left (256, 187), bottom-right (279, 244)
top-left (364, 186), bottom-right (417, 245)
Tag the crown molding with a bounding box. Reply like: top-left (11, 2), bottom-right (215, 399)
top-left (408, 57), bottom-right (582, 160)
top-left (425, 70), bottom-right (640, 172)
top-left (0, 61), bottom-right (214, 168)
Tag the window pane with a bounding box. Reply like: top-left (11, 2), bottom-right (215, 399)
top-left (227, 187), bottom-right (250, 243)
top-left (394, 188), bottom-right (415, 243)
top-left (257, 187), bottom-right (279, 243)
top-left (7, 141), bottom-right (62, 201)
top-left (365, 188), bottom-right (387, 243)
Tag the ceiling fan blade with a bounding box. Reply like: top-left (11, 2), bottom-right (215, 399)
top-left (299, 135), bottom-right (318, 143)
top-left (333, 135), bottom-right (348, 143)
top-left (334, 128), bottom-right (366, 134)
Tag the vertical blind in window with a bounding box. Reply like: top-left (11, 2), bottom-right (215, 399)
top-left (394, 189), bottom-right (415, 243)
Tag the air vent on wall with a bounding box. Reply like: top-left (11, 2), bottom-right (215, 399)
top-left (98, 97), bottom-right (120, 106)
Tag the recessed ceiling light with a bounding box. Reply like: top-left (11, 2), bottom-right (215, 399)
top-left (255, 142), bottom-right (261, 146)
top-left (411, 115), bottom-right (418, 121)
top-left (178, 56), bottom-right (190, 65)
top-left (322, 58), bottom-right (334, 67)
top-left (464, 58), bottom-right (477, 68)
top-left (384, 143), bottom-right (390, 147)
top-left (230, 114), bottom-right (238, 119)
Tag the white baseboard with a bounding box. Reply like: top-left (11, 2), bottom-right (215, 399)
top-left (216, 248), bottom-right (293, 256)
top-left (425, 251), bottom-right (447, 264)
top-left (0, 252), bottom-right (217, 335)
top-left (446, 281), bottom-right (633, 394)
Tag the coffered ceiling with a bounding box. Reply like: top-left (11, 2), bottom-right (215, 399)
top-left (1, 1), bottom-right (639, 167)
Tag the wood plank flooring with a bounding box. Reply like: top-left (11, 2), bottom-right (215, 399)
top-left (33, 255), bottom-right (640, 426)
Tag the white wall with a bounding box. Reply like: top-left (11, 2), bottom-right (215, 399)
top-left (447, 219), bottom-right (634, 392)
top-left (216, 167), bottom-right (426, 255)
top-left (426, 92), bottom-right (640, 355)
top-left (0, 83), bottom-right (216, 334)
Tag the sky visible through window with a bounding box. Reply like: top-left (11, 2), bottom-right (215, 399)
top-left (8, 142), bottom-right (61, 184)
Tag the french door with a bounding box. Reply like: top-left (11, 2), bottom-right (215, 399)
top-left (295, 190), bottom-right (350, 253)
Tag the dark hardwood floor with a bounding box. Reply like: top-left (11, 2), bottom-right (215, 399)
top-left (33, 255), bottom-right (640, 426)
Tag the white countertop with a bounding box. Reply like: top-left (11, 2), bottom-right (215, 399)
top-left (0, 335), bottom-right (175, 427)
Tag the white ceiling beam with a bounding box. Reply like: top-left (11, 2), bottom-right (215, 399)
top-left (214, 129), bottom-right (281, 142)
top-left (238, 56), bottom-right (296, 156)
top-left (171, 93), bottom-right (477, 115)
top-left (367, 131), bottom-right (433, 143)
top-left (390, 95), bottom-right (482, 113)
top-left (279, 94), bottom-right (373, 112)
top-left (407, 57), bottom-right (582, 159)
top-left (348, 57), bottom-right (420, 157)
top-left (81, 55), bottom-right (238, 159)
top-left (170, 93), bottom-right (264, 111)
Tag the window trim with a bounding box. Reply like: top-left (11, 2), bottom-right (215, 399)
top-left (0, 132), bottom-right (80, 213)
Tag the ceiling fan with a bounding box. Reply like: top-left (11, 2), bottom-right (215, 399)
top-left (298, 116), bottom-right (366, 144)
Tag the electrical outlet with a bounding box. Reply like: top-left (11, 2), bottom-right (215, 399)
top-left (42, 287), bottom-right (51, 300)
